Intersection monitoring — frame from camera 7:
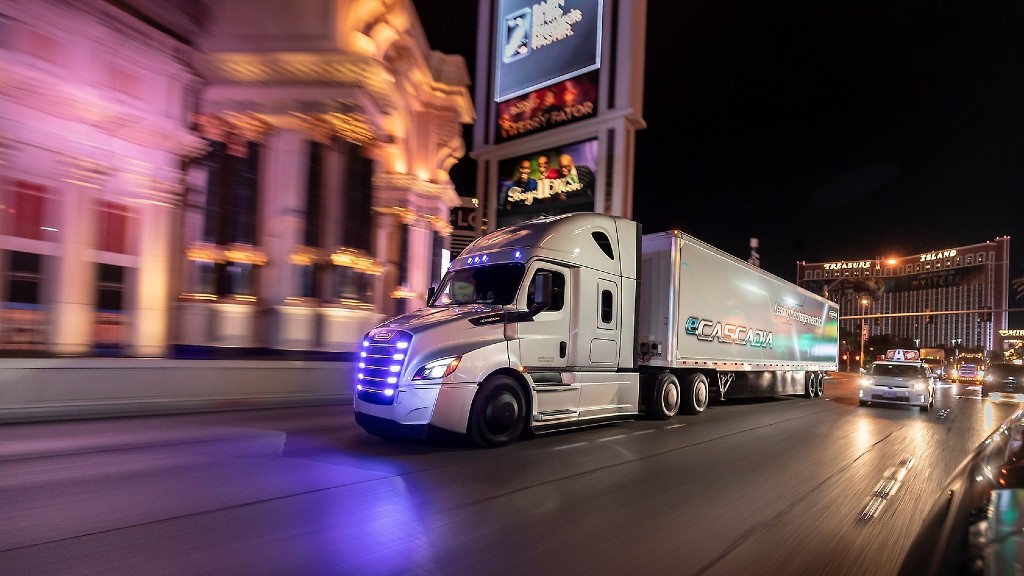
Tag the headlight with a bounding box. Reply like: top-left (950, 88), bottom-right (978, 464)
top-left (411, 356), bottom-right (461, 381)
top-left (911, 381), bottom-right (926, 391)
top-left (985, 374), bottom-right (994, 382)
top-left (860, 377), bottom-right (874, 387)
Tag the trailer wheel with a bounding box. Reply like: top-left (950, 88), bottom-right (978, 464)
top-left (681, 373), bottom-right (709, 415)
top-left (814, 372), bottom-right (824, 397)
top-left (648, 372), bottom-right (681, 419)
top-left (804, 372), bottom-right (815, 398)
top-left (469, 375), bottom-right (526, 448)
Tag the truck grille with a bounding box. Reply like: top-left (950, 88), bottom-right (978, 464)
top-left (356, 329), bottom-right (412, 405)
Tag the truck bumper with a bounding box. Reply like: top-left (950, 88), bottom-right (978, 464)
top-left (354, 382), bottom-right (479, 436)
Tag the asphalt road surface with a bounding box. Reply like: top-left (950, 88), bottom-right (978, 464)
top-left (0, 373), bottom-right (1015, 575)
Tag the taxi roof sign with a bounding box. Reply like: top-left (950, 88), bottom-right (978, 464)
top-left (885, 349), bottom-right (920, 362)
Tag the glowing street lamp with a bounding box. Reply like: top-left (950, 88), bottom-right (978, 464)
top-left (860, 297), bottom-right (870, 369)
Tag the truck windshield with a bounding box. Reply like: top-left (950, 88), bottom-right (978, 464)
top-left (432, 263), bottom-right (526, 306)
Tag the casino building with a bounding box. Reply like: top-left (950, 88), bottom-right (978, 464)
top-left (796, 237), bottom-right (1011, 353)
top-left (0, 0), bottom-right (472, 356)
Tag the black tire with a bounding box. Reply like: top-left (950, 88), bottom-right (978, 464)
top-left (648, 372), bottom-right (681, 419)
top-left (681, 373), bottom-right (709, 415)
top-left (814, 372), bottom-right (824, 397)
top-left (804, 372), bottom-right (815, 398)
top-left (859, 399), bottom-right (868, 406)
top-left (921, 396), bottom-right (932, 412)
top-left (468, 375), bottom-right (526, 448)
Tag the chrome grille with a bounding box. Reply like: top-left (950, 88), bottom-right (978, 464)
top-left (356, 329), bottom-right (412, 405)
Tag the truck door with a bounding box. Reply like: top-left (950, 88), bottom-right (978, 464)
top-left (518, 264), bottom-right (571, 369)
top-left (517, 264), bottom-right (580, 418)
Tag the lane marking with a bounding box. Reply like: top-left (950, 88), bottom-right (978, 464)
top-left (860, 456), bottom-right (916, 521)
top-left (666, 423), bottom-right (687, 429)
top-left (552, 442), bottom-right (588, 451)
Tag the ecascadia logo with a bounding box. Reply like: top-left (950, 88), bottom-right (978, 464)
top-left (685, 317), bottom-right (773, 348)
top-left (502, 8), bottom-right (532, 63)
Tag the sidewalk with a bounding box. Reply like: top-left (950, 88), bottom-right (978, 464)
top-left (0, 357), bottom-right (355, 424)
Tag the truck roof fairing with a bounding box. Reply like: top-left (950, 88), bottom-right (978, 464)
top-left (456, 213), bottom-right (638, 278)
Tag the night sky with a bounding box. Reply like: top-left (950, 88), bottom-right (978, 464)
top-left (415, 2), bottom-right (1024, 290)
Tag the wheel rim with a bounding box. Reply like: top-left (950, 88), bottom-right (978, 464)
top-left (693, 379), bottom-right (708, 410)
top-left (663, 381), bottom-right (680, 413)
top-left (816, 374), bottom-right (824, 396)
top-left (485, 391), bottom-right (519, 435)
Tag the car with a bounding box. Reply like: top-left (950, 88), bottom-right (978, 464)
top-left (858, 359), bottom-right (936, 411)
top-left (980, 362), bottom-right (1024, 402)
top-left (899, 408), bottom-right (1024, 575)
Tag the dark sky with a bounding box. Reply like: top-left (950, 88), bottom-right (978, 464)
top-left (415, 2), bottom-right (1024, 287)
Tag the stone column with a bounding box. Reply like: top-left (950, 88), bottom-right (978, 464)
top-left (260, 128), bottom-right (312, 348)
top-left (52, 161), bottom-right (101, 354)
top-left (132, 194), bottom-right (175, 356)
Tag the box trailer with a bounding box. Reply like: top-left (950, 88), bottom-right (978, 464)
top-left (354, 213), bottom-right (839, 447)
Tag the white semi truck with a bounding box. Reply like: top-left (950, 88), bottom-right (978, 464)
top-left (355, 213), bottom-right (839, 447)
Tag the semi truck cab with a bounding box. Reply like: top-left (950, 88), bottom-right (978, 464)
top-left (354, 213), bottom-right (643, 447)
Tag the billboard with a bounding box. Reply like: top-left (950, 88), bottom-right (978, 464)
top-left (494, 0), bottom-right (603, 102)
top-left (496, 138), bottom-right (597, 228)
top-left (497, 72), bottom-right (597, 142)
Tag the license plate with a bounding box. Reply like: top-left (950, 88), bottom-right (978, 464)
top-left (883, 390), bottom-right (897, 398)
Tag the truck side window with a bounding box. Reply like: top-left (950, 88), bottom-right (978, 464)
top-left (528, 269), bottom-right (564, 311)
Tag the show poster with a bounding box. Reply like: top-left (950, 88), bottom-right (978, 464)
top-left (496, 139), bottom-right (597, 228)
top-left (494, 0), bottom-right (603, 102)
top-left (496, 72), bottom-right (597, 142)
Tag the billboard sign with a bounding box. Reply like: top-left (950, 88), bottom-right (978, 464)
top-left (497, 72), bottom-right (597, 142)
top-left (494, 0), bottom-right (603, 102)
top-left (496, 138), bottom-right (597, 228)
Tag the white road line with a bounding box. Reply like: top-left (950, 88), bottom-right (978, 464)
top-left (552, 442), bottom-right (589, 451)
top-left (666, 423), bottom-right (687, 429)
top-left (598, 434), bottom-right (629, 442)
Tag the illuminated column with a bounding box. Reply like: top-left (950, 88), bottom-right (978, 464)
top-left (404, 221), bottom-right (431, 311)
top-left (260, 127), bottom-right (312, 348)
top-left (132, 188), bottom-right (176, 356)
top-left (260, 128), bottom-right (308, 305)
top-left (52, 159), bottom-right (104, 354)
top-left (373, 210), bottom-right (401, 317)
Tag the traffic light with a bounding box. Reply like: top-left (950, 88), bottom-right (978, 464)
top-left (874, 317), bottom-right (881, 327)
top-left (925, 309), bottom-right (933, 325)
top-left (981, 306), bottom-right (992, 322)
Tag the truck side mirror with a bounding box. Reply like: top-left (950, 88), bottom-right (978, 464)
top-left (529, 271), bottom-right (552, 316)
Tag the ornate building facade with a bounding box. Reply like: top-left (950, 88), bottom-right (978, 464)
top-left (0, 0), bottom-right (472, 356)
top-left (797, 237), bottom-right (1011, 352)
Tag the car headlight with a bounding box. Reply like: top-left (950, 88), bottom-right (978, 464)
top-left (911, 381), bottom-right (926, 391)
top-left (985, 374), bottom-right (994, 382)
top-left (950, 369), bottom-right (959, 377)
top-left (860, 377), bottom-right (874, 387)
top-left (411, 356), bottom-right (461, 381)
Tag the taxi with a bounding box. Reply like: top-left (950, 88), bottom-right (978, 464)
top-left (858, 349), bottom-right (936, 411)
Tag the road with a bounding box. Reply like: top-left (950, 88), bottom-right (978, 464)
top-left (0, 373), bottom-right (1014, 576)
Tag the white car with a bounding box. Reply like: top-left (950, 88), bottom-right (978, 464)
top-left (858, 360), bottom-right (936, 411)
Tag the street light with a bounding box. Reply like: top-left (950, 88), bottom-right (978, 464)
top-left (860, 297), bottom-right (870, 370)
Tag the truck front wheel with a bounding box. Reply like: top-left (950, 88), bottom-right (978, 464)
top-left (648, 372), bottom-right (681, 419)
top-left (469, 375), bottom-right (526, 448)
top-left (681, 373), bottom-right (709, 415)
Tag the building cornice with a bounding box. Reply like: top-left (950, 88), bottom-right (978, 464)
top-left (0, 58), bottom-right (206, 158)
top-left (199, 52), bottom-right (397, 112)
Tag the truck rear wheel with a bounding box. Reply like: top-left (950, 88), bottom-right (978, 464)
top-left (648, 372), bottom-right (681, 419)
top-left (469, 375), bottom-right (526, 448)
top-left (814, 372), bottom-right (824, 397)
top-left (681, 373), bottom-right (709, 415)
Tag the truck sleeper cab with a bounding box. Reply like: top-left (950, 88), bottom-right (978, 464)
top-left (354, 213), bottom-right (838, 447)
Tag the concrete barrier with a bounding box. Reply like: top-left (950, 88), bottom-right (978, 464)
top-left (0, 358), bottom-right (355, 423)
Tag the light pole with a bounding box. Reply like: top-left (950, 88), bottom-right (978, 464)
top-left (860, 297), bottom-right (869, 370)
